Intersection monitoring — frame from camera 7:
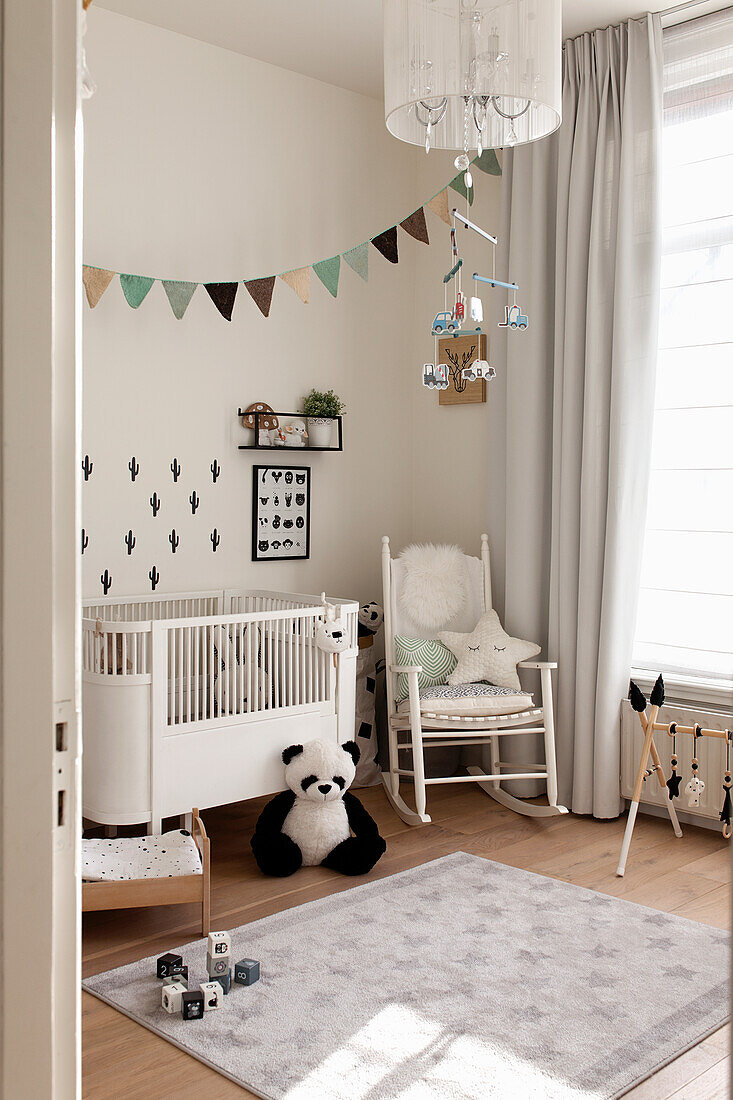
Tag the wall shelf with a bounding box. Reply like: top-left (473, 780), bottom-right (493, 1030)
top-left (237, 409), bottom-right (343, 452)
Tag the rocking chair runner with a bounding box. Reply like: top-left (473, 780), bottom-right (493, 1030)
top-left (381, 534), bottom-right (568, 825)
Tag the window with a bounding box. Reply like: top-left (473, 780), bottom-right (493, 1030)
top-left (633, 10), bottom-right (733, 684)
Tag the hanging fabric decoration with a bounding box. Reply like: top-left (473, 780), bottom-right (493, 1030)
top-left (119, 274), bottom-right (155, 309)
top-left (162, 280), bottom-right (197, 319)
top-left (400, 208), bottom-right (430, 245)
top-left (313, 256), bottom-right (341, 298)
top-left (342, 242), bottom-right (369, 282)
top-left (371, 227), bottom-right (399, 264)
top-left (426, 190), bottom-right (452, 226)
top-left (83, 266), bottom-right (115, 308)
top-left (475, 149), bottom-right (501, 176)
top-left (205, 281), bottom-right (238, 321)
top-left (82, 157), bottom-right (500, 321)
top-left (279, 267), bottom-right (310, 304)
top-left (245, 276), bottom-right (276, 318)
top-left (450, 174), bottom-right (474, 205)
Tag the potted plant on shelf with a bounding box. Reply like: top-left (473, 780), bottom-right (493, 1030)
top-left (301, 389), bottom-right (346, 449)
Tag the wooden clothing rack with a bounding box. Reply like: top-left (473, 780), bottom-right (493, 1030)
top-left (616, 676), bottom-right (732, 877)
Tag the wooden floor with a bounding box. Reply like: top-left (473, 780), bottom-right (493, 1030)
top-left (83, 786), bottom-right (731, 1099)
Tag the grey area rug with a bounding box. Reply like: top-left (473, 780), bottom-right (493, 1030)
top-left (83, 852), bottom-right (729, 1099)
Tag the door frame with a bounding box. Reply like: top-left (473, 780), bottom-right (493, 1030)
top-left (1, 0), bottom-right (81, 1094)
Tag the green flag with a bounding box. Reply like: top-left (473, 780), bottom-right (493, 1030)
top-left (119, 274), bottom-right (155, 309)
top-left (342, 243), bottom-right (369, 282)
top-left (313, 256), bottom-right (341, 298)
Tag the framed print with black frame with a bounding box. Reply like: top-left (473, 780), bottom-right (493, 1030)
top-left (252, 465), bottom-right (311, 561)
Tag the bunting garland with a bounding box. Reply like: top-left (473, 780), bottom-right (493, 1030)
top-left (371, 226), bottom-right (399, 265)
top-left (83, 149), bottom-right (500, 321)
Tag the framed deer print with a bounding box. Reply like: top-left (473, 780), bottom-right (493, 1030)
top-left (252, 465), bottom-right (311, 561)
top-left (438, 332), bottom-right (487, 406)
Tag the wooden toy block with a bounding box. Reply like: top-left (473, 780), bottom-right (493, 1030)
top-left (161, 981), bottom-right (187, 1013)
top-left (181, 990), bottom-right (205, 1020)
top-left (163, 973), bottom-right (188, 991)
top-left (156, 952), bottom-right (183, 979)
top-left (171, 961), bottom-right (188, 982)
top-left (234, 958), bottom-right (260, 986)
top-left (214, 968), bottom-right (232, 994)
top-left (199, 981), bottom-right (221, 1011)
top-left (206, 952), bottom-right (230, 978)
top-left (207, 931), bottom-right (231, 957)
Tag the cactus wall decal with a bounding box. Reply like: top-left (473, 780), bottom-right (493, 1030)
top-left (81, 529), bottom-right (89, 555)
top-left (169, 528), bottom-right (179, 554)
top-left (170, 458), bottom-right (181, 483)
top-left (82, 455), bottom-right (93, 481)
top-left (149, 565), bottom-right (160, 591)
top-left (189, 490), bottom-right (199, 515)
top-left (150, 492), bottom-right (161, 517)
top-left (211, 459), bottom-right (221, 483)
top-left (124, 529), bottom-right (136, 555)
top-left (128, 456), bottom-right (139, 482)
top-left (100, 568), bottom-right (112, 595)
top-left (210, 528), bottom-right (220, 552)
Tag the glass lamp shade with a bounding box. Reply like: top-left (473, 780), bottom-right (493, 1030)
top-left (383, 0), bottom-right (562, 150)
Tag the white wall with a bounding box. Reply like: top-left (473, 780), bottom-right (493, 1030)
top-left (82, 9), bottom-right (503, 608)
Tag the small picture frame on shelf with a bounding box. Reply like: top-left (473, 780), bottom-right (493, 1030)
top-left (252, 465), bottom-right (311, 562)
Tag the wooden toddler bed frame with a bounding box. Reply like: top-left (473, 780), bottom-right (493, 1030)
top-left (82, 807), bottom-right (211, 936)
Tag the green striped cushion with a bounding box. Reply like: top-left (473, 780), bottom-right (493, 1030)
top-left (394, 636), bottom-right (457, 702)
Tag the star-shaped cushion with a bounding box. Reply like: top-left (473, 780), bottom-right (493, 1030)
top-left (438, 610), bottom-right (541, 690)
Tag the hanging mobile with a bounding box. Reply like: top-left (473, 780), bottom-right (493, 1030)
top-left (685, 725), bottom-right (705, 808)
top-left (666, 723), bottom-right (683, 799)
top-left (720, 732), bottom-right (732, 839)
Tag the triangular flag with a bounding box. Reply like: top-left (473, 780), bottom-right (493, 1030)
top-left (426, 190), bottom-right (451, 226)
top-left (371, 227), bottom-right (399, 264)
top-left (119, 274), bottom-right (155, 309)
top-left (279, 267), bottom-right (310, 304)
top-left (449, 173), bottom-right (474, 206)
top-left (475, 149), bottom-right (502, 176)
top-left (400, 208), bottom-right (430, 245)
top-left (205, 282), bottom-right (238, 321)
top-left (245, 276), bottom-right (276, 318)
top-left (162, 280), bottom-right (197, 320)
top-left (313, 256), bottom-right (341, 298)
top-left (83, 266), bottom-right (115, 309)
top-left (342, 243), bottom-right (369, 282)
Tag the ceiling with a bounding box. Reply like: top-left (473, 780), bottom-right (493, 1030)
top-left (95, 0), bottom-right (677, 99)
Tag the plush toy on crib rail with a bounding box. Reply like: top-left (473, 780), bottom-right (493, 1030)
top-left (314, 597), bottom-right (350, 660)
top-left (250, 739), bottom-right (386, 877)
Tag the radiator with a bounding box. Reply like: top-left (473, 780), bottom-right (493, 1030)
top-left (621, 698), bottom-right (733, 829)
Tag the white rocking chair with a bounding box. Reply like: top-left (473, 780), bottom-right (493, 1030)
top-left (381, 534), bottom-right (569, 826)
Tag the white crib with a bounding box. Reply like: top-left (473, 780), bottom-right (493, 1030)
top-left (82, 589), bottom-right (359, 832)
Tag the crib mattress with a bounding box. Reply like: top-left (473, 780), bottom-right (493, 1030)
top-left (82, 828), bottom-right (202, 882)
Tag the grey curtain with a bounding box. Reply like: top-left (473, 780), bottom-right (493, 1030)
top-left (495, 15), bottom-right (664, 817)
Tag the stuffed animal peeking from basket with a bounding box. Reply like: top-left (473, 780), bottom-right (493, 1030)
top-left (250, 739), bottom-right (386, 877)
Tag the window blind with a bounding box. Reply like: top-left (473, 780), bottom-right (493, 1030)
top-left (634, 8), bottom-right (733, 681)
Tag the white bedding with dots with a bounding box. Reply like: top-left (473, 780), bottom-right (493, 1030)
top-left (81, 828), bottom-right (202, 882)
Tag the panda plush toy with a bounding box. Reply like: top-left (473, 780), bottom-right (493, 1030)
top-left (358, 601), bottom-right (384, 638)
top-left (251, 739), bottom-right (386, 876)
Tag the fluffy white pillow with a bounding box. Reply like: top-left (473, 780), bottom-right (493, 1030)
top-left (439, 609), bottom-right (540, 691)
top-left (397, 543), bottom-right (466, 630)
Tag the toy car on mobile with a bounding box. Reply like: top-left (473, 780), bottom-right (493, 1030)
top-left (462, 359), bottom-right (496, 382)
top-left (431, 311), bottom-right (457, 335)
top-left (498, 304), bottom-right (528, 329)
top-left (422, 363), bottom-right (449, 390)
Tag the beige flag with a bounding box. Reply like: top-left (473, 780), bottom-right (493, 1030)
top-left (279, 267), bottom-right (310, 304)
top-left (83, 266), bottom-right (116, 308)
top-left (426, 189), bottom-right (452, 226)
